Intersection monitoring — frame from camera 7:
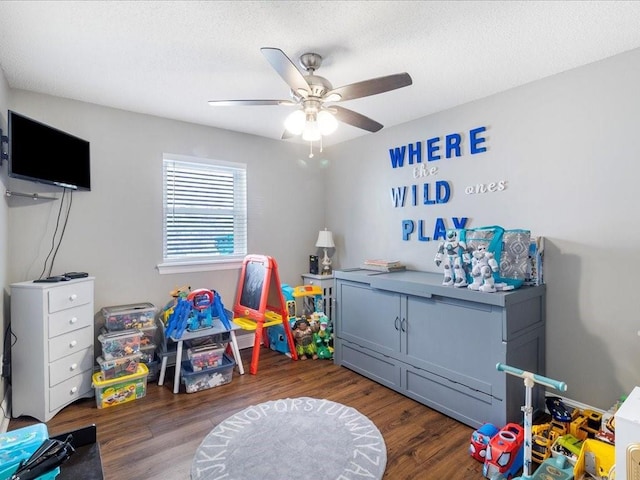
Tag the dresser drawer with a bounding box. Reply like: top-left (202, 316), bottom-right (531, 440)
top-left (47, 281), bottom-right (93, 314)
top-left (48, 326), bottom-right (93, 363)
top-left (49, 347), bottom-right (94, 387)
top-left (48, 303), bottom-right (93, 338)
top-left (49, 371), bottom-right (93, 413)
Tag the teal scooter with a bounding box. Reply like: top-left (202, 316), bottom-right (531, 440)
top-left (493, 363), bottom-right (573, 480)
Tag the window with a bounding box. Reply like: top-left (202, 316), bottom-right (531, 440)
top-left (158, 154), bottom-right (247, 274)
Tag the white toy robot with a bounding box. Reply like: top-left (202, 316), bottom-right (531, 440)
top-left (434, 230), bottom-right (470, 287)
top-left (467, 244), bottom-right (499, 293)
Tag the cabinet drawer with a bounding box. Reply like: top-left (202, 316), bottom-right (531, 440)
top-left (48, 304), bottom-right (93, 338)
top-left (47, 281), bottom-right (93, 314)
top-left (404, 366), bottom-right (500, 428)
top-left (49, 347), bottom-right (94, 387)
top-left (49, 371), bottom-right (93, 413)
top-left (48, 326), bottom-right (93, 362)
top-left (337, 340), bottom-right (401, 390)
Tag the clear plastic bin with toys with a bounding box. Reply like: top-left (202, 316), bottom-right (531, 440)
top-left (98, 329), bottom-right (142, 360)
top-left (96, 353), bottom-right (142, 380)
top-left (139, 323), bottom-right (158, 346)
top-left (139, 344), bottom-right (157, 363)
top-left (101, 302), bottom-right (157, 331)
top-left (92, 363), bottom-right (149, 409)
top-left (187, 343), bottom-right (225, 371)
top-left (180, 354), bottom-right (235, 393)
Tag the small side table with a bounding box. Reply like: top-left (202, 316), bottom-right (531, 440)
top-left (300, 273), bottom-right (334, 325)
top-left (158, 322), bottom-right (243, 393)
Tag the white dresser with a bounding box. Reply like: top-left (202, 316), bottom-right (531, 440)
top-left (11, 277), bottom-right (95, 422)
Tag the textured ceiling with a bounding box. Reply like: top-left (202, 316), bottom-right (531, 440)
top-left (1, 1), bottom-right (640, 146)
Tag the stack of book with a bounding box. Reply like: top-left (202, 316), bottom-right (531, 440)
top-left (361, 259), bottom-right (406, 272)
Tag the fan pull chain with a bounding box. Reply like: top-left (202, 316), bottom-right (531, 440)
top-left (309, 141), bottom-right (314, 158)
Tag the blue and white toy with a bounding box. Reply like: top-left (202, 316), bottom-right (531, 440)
top-left (468, 244), bottom-right (499, 293)
top-left (434, 229), bottom-right (470, 287)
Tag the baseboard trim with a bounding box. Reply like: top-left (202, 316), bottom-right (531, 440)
top-left (0, 386), bottom-right (11, 433)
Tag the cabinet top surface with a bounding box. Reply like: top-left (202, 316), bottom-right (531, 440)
top-left (11, 277), bottom-right (95, 289)
top-left (301, 273), bottom-right (334, 281)
top-left (334, 269), bottom-right (544, 306)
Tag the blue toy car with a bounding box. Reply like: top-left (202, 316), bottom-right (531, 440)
top-left (546, 396), bottom-right (572, 422)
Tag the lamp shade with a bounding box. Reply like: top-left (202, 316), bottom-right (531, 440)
top-left (315, 229), bottom-right (335, 248)
top-left (284, 110), bottom-right (305, 135)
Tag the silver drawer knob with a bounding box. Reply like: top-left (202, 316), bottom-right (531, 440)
top-left (69, 317), bottom-right (77, 324)
top-left (69, 294), bottom-right (77, 301)
top-left (69, 340), bottom-right (77, 348)
top-left (70, 386), bottom-right (78, 394)
top-left (70, 363), bottom-right (78, 371)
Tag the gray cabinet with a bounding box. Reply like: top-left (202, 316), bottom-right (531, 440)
top-left (334, 269), bottom-right (545, 429)
top-left (11, 277), bottom-right (95, 422)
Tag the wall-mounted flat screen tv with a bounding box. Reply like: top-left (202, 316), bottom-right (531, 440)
top-left (8, 110), bottom-right (91, 191)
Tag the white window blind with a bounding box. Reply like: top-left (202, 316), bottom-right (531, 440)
top-left (163, 155), bottom-right (247, 264)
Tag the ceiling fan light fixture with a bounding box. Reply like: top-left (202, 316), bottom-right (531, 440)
top-left (302, 120), bottom-right (321, 142)
top-left (318, 110), bottom-right (338, 135)
top-left (284, 110), bottom-right (306, 135)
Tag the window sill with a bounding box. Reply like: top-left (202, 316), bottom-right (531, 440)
top-left (157, 258), bottom-right (242, 275)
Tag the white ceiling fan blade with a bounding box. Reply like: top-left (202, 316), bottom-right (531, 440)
top-left (325, 73), bottom-right (412, 102)
top-left (332, 105), bottom-right (383, 132)
top-left (261, 47), bottom-right (311, 96)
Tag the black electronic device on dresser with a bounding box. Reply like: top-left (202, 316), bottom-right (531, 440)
top-left (309, 255), bottom-right (319, 274)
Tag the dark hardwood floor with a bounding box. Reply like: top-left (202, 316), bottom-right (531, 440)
top-left (8, 348), bottom-right (485, 479)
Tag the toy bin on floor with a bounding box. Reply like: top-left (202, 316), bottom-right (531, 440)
top-left (181, 353), bottom-right (235, 393)
top-left (101, 302), bottom-right (157, 331)
top-left (96, 353), bottom-right (142, 380)
top-left (98, 329), bottom-right (142, 360)
top-left (0, 423), bottom-right (60, 480)
top-left (92, 363), bottom-right (149, 409)
top-left (187, 343), bottom-right (225, 371)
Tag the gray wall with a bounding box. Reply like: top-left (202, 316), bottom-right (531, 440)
top-left (3, 91), bottom-right (327, 338)
top-left (2, 47), bottom-right (639, 414)
top-left (0, 65), bottom-right (9, 424)
top-left (325, 47), bottom-right (640, 409)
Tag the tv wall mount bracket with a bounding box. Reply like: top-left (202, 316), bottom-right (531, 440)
top-left (0, 127), bottom-right (7, 165)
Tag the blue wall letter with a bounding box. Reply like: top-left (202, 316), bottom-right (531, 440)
top-left (402, 220), bottom-right (415, 240)
top-left (427, 137), bottom-right (441, 162)
top-left (389, 146), bottom-right (406, 168)
top-left (470, 126), bottom-right (487, 154)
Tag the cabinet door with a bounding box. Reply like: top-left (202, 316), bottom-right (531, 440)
top-left (403, 295), bottom-right (504, 395)
top-left (336, 281), bottom-right (401, 357)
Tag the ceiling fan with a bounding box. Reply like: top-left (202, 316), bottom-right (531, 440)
top-left (208, 47), bottom-right (412, 150)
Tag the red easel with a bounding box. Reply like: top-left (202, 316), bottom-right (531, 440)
top-left (232, 255), bottom-right (298, 374)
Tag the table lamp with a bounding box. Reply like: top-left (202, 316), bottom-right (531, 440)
top-left (315, 228), bottom-right (335, 275)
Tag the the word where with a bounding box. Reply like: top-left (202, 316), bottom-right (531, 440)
top-left (389, 126), bottom-right (487, 168)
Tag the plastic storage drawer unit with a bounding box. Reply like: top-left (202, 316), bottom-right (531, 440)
top-left (139, 344), bottom-right (157, 363)
top-left (96, 353), bottom-right (142, 380)
top-left (98, 329), bottom-right (142, 360)
top-left (188, 343), bottom-right (225, 371)
top-left (181, 354), bottom-right (235, 393)
top-left (102, 303), bottom-right (157, 331)
top-left (92, 363), bottom-right (149, 409)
